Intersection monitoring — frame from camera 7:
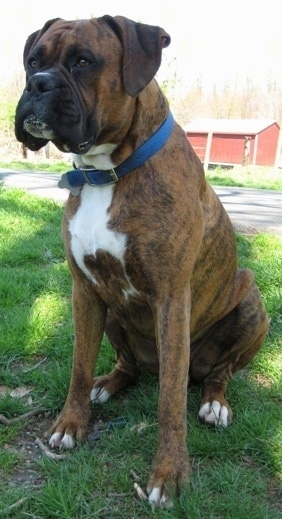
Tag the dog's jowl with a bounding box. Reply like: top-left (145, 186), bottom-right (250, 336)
top-left (15, 15), bottom-right (268, 508)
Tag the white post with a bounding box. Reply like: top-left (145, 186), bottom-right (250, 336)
top-left (204, 131), bottom-right (213, 172)
top-left (274, 127), bottom-right (282, 169)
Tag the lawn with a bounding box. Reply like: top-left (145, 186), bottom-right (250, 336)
top-left (0, 186), bottom-right (281, 518)
top-left (0, 161), bottom-right (282, 191)
top-left (0, 160), bottom-right (72, 174)
top-left (205, 165), bottom-right (282, 191)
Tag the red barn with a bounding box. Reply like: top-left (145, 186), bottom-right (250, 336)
top-left (185, 119), bottom-right (281, 168)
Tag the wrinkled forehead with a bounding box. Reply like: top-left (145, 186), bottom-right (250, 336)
top-left (27, 18), bottom-right (120, 62)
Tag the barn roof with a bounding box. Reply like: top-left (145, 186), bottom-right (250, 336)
top-left (184, 119), bottom-right (279, 135)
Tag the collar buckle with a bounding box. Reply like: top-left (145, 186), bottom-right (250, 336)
top-left (81, 169), bottom-right (95, 185)
top-left (81, 167), bottom-right (119, 186)
top-left (108, 168), bottom-right (119, 183)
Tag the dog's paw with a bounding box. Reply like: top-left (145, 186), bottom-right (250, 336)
top-left (49, 408), bottom-right (89, 449)
top-left (147, 449), bottom-right (190, 510)
top-left (49, 431), bottom-right (76, 449)
top-left (90, 386), bottom-right (111, 404)
top-left (198, 400), bottom-right (231, 427)
top-left (91, 369), bottom-right (135, 403)
top-left (147, 487), bottom-right (174, 510)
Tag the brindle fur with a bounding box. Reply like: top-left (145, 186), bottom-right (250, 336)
top-left (15, 15), bottom-right (268, 506)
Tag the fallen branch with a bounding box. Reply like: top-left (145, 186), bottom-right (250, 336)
top-left (130, 421), bottom-right (158, 433)
top-left (0, 407), bottom-right (46, 426)
top-left (107, 492), bottom-right (132, 498)
top-left (0, 497), bottom-right (27, 516)
top-left (133, 482), bottom-right (147, 500)
top-left (23, 357), bottom-right (47, 373)
top-left (35, 437), bottom-right (67, 460)
top-left (130, 469), bottom-right (141, 482)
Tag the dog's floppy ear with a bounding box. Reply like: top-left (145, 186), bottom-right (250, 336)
top-left (103, 15), bottom-right (171, 97)
top-left (23, 18), bottom-right (63, 65)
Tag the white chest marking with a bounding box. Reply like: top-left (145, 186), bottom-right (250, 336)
top-left (69, 185), bottom-right (138, 300)
top-left (69, 184), bottom-right (126, 285)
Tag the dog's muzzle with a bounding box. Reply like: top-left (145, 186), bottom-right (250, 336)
top-left (15, 72), bottom-right (94, 153)
top-left (27, 72), bottom-right (60, 95)
top-left (23, 114), bottom-right (55, 140)
top-left (22, 73), bottom-right (59, 140)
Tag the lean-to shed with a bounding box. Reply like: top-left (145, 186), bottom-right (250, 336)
top-left (185, 119), bottom-right (280, 168)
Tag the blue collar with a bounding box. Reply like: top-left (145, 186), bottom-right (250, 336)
top-left (58, 111), bottom-right (174, 195)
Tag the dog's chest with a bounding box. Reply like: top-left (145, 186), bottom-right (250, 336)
top-left (69, 185), bottom-right (136, 299)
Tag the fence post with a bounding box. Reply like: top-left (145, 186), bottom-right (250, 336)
top-left (204, 131), bottom-right (212, 172)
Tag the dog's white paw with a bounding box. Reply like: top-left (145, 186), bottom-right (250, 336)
top-left (49, 432), bottom-right (76, 449)
top-left (148, 487), bottom-right (174, 510)
top-left (90, 386), bottom-right (111, 404)
top-left (198, 400), bottom-right (229, 427)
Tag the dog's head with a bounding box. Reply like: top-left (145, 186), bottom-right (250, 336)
top-left (14, 16), bottom-right (170, 154)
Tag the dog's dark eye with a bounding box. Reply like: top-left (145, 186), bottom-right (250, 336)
top-left (29, 59), bottom-right (38, 69)
top-left (76, 58), bottom-right (90, 68)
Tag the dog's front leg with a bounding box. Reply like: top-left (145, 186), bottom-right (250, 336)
top-left (49, 279), bottom-right (107, 449)
top-left (147, 290), bottom-right (191, 508)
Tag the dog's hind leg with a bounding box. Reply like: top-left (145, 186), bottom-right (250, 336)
top-left (91, 315), bottom-right (139, 403)
top-left (190, 272), bottom-right (268, 427)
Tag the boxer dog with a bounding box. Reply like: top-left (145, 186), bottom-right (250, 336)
top-left (15, 15), bottom-right (268, 508)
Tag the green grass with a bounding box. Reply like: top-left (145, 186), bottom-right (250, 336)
top-left (206, 165), bottom-right (282, 190)
top-left (0, 187), bottom-right (281, 518)
top-left (0, 159), bottom-right (72, 173)
top-left (0, 161), bottom-right (282, 190)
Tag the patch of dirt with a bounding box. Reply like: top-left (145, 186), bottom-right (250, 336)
top-left (233, 223), bottom-right (262, 235)
top-left (267, 483), bottom-right (282, 513)
top-left (240, 455), bottom-right (282, 513)
top-left (2, 410), bottom-right (282, 517)
top-left (233, 222), bottom-right (282, 237)
top-left (3, 411), bottom-right (112, 490)
top-left (253, 374), bottom-right (273, 387)
top-left (4, 413), bottom-right (53, 489)
top-left (233, 222), bottom-right (281, 240)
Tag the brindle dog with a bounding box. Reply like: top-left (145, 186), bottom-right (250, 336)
top-left (15, 15), bottom-right (268, 508)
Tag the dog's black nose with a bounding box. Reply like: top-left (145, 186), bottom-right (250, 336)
top-left (26, 73), bottom-right (59, 94)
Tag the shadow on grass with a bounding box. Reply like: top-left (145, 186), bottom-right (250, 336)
top-left (0, 187), bottom-right (281, 517)
top-left (0, 187), bottom-right (73, 405)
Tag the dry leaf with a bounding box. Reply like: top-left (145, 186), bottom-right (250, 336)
top-left (0, 386), bottom-right (10, 396)
top-left (130, 422), bottom-right (148, 433)
top-left (9, 386), bottom-right (33, 398)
